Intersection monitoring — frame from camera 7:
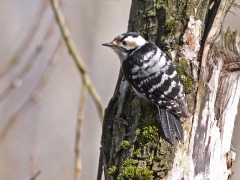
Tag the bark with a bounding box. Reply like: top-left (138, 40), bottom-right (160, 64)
top-left (101, 0), bottom-right (239, 179)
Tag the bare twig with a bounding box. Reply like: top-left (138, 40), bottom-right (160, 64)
top-left (29, 170), bottom-right (42, 180)
top-left (0, 40), bottom-right (63, 143)
top-left (50, 1), bottom-right (105, 179)
top-left (29, 156), bottom-right (37, 178)
top-left (0, 22), bottom-right (55, 102)
top-left (74, 84), bottom-right (88, 180)
top-left (0, 0), bottom-right (49, 77)
top-left (29, 156), bottom-right (42, 180)
top-left (0, 0), bottom-right (67, 102)
top-left (232, 1), bottom-right (240, 8)
top-left (50, 0), bottom-right (104, 120)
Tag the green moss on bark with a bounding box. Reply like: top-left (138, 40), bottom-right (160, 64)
top-left (108, 166), bottom-right (117, 176)
top-left (117, 158), bottom-right (154, 180)
top-left (102, 84), bottom-right (177, 179)
top-left (176, 59), bottom-right (195, 94)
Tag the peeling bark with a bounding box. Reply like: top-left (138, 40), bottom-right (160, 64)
top-left (101, 0), bottom-right (239, 179)
top-left (168, 29), bottom-right (240, 180)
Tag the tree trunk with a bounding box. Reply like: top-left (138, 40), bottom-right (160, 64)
top-left (101, 0), bottom-right (239, 179)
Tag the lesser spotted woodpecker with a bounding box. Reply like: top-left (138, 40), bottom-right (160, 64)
top-left (102, 32), bottom-right (191, 144)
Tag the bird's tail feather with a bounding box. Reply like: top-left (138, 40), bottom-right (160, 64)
top-left (156, 105), bottom-right (184, 144)
top-left (171, 113), bottom-right (184, 143)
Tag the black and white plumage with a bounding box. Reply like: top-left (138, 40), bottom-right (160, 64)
top-left (102, 32), bottom-right (191, 144)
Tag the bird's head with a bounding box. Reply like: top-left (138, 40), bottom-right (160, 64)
top-left (102, 32), bottom-right (146, 62)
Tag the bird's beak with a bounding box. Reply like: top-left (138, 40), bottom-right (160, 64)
top-left (102, 42), bottom-right (113, 47)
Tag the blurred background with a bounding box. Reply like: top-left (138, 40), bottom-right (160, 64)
top-left (0, 0), bottom-right (239, 180)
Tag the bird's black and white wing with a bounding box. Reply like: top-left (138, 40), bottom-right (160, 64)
top-left (122, 42), bottom-right (190, 117)
top-left (122, 42), bottom-right (190, 144)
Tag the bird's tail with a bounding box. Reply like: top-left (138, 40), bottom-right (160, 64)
top-left (156, 105), bottom-right (184, 144)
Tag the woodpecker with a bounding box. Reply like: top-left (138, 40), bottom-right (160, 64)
top-left (102, 32), bottom-right (191, 144)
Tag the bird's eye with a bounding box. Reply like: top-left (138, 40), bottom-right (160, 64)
top-left (122, 41), bottom-right (127, 45)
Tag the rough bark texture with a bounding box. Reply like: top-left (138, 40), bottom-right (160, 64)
top-left (101, 0), bottom-right (239, 179)
top-left (169, 28), bottom-right (240, 180)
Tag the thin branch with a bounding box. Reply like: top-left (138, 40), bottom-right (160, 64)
top-left (0, 0), bottom-right (49, 77)
top-left (232, 1), bottom-right (240, 8)
top-left (29, 156), bottom-right (42, 180)
top-left (0, 40), bottom-right (63, 143)
top-left (50, 0), bottom-right (104, 120)
top-left (29, 156), bottom-right (37, 178)
top-left (0, 0), bottom-right (67, 102)
top-left (50, 1), bottom-right (104, 180)
top-left (0, 22), bottom-right (55, 102)
top-left (74, 84), bottom-right (88, 180)
top-left (29, 170), bottom-right (42, 180)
